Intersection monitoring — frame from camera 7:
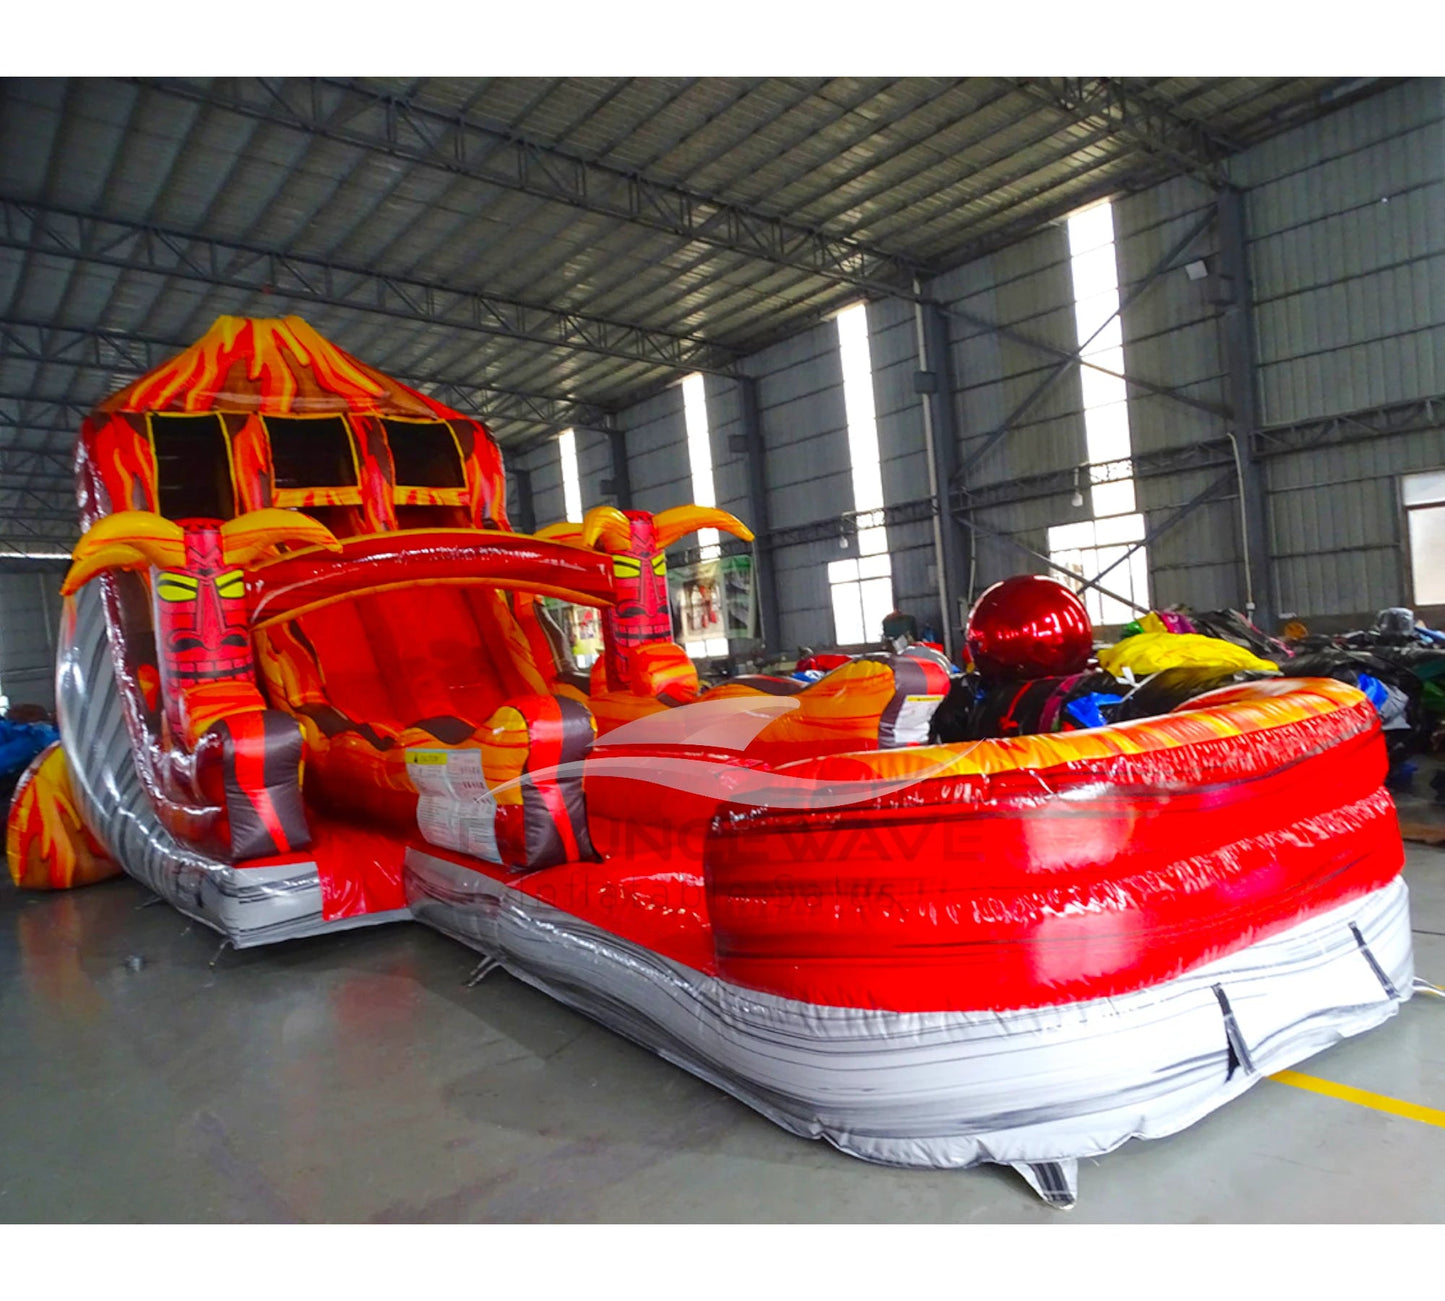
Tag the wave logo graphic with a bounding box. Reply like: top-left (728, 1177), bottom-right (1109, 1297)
top-left (422, 695), bottom-right (975, 812)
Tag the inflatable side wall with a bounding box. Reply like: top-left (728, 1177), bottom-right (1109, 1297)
top-left (706, 680), bottom-right (1402, 1010)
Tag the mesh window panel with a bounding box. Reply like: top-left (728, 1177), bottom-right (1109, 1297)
top-left (266, 416), bottom-right (358, 490)
top-left (383, 420), bottom-right (466, 488)
top-left (150, 414), bottom-right (235, 520)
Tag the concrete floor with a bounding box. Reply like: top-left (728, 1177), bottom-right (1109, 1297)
top-left (2, 849), bottom-right (1442, 1224)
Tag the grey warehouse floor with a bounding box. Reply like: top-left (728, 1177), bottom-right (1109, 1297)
top-left (2, 848), bottom-right (1442, 1224)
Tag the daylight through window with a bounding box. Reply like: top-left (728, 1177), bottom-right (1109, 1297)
top-left (828, 302), bottom-right (895, 647)
top-left (1048, 199), bottom-right (1150, 626)
top-left (1404, 469), bottom-right (1445, 607)
top-left (557, 428), bottom-right (583, 524)
top-left (680, 373), bottom-right (728, 658)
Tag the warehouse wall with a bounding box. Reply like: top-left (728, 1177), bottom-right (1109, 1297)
top-left (0, 568), bottom-right (62, 714)
top-left (1236, 77), bottom-right (1445, 622)
top-left (509, 423), bottom-right (620, 530)
top-left (748, 321), bottom-right (847, 650)
top-left (1113, 174), bottom-right (1241, 613)
top-left (700, 372), bottom-right (752, 524)
top-left (623, 387), bottom-right (689, 516)
top-left (507, 78), bottom-right (1445, 651)
top-left (1239, 81), bottom-right (1445, 426)
top-left (870, 297), bottom-right (938, 630)
top-left (511, 437), bottom-right (566, 528)
top-left (932, 223), bottom-right (1091, 607)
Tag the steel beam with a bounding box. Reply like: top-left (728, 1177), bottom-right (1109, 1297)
top-left (0, 394), bottom-right (90, 429)
top-left (137, 78), bottom-right (925, 298)
top-left (949, 299), bottom-right (1229, 428)
top-left (948, 457), bottom-right (1239, 622)
top-left (948, 391), bottom-right (1445, 517)
top-left (1017, 452), bottom-right (1237, 612)
top-left (0, 443), bottom-right (75, 476)
top-left (384, 378), bottom-right (611, 439)
top-left (1253, 393), bottom-right (1444, 457)
top-left (0, 514), bottom-right (77, 542)
top-left (0, 198), bottom-right (742, 379)
top-left (955, 204), bottom-right (1218, 484)
top-left (953, 511), bottom-right (1149, 618)
top-left (763, 498), bottom-right (939, 553)
top-left (1013, 78), bottom-right (1235, 188)
top-left (913, 295), bottom-right (968, 655)
top-left (928, 159), bottom-right (1176, 281)
top-left (0, 321), bottom-right (614, 439)
top-left (0, 554), bottom-right (72, 568)
top-left (949, 380), bottom-right (1444, 622)
top-left (955, 441), bottom-right (1234, 512)
top-left (1216, 185), bottom-right (1275, 628)
top-left (1065, 467), bottom-right (1240, 609)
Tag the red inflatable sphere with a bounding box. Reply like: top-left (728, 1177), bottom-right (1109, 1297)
top-left (965, 575), bottom-right (1093, 680)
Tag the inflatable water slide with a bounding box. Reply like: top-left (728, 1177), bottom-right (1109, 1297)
top-left (7, 316), bottom-right (1415, 1206)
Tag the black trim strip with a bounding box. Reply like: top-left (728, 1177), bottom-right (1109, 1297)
top-left (1350, 922), bottom-right (1399, 999)
top-left (1213, 984), bottom-right (1256, 1080)
top-left (1023, 1161), bottom-right (1076, 1208)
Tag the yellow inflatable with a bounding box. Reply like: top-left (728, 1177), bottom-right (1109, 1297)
top-left (1097, 630), bottom-right (1278, 677)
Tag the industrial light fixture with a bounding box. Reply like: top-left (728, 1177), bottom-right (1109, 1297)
top-left (1071, 466), bottom-right (1085, 508)
top-left (1184, 259), bottom-right (1210, 282)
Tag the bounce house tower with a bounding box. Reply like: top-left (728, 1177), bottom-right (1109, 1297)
top-left (79, 315), bottom-right (510, 533)
top-left (47, 315), bottom-right (597, 937)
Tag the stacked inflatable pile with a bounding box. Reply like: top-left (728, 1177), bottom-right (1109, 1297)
top-left (930, 581), bottom-right (1444, 761)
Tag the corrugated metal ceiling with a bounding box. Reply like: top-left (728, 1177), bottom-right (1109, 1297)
top-left (0, 74), bottom-right (1392, 547)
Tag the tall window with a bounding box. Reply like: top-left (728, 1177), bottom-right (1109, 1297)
top-left (682, 374), bottom-right (721, 560)
top-left (680, 373), bottom-right (729, 658)
top-left (828, 302), bottom-right (895, 647)
top-left (549, 429), bottom-right (599, 668)
top-left (557, 427), bottom-right (583, 523)
top-left (1404, 469), bottom-right (1445, 606)
top-left (1048, 199), bottom-right (1150, 626)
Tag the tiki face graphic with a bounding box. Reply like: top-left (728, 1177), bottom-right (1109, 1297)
top-left (63, 508), bottom-right (341, 759)
top-left (605, 513), bottom-right (672, 681)
top-left (153, 521), bottom-right (255, 708)
top-left (537, 503), bottom-right (753, 694)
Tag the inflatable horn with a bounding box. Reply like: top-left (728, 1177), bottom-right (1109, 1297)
top-left (62, 509), bottom-right (342, 595)
top-left (580, 505), bottom-right (635, 554)
top-left (653, 505), bottom-right (753, 550)
top-left (537, 504), bottom-right (753, 554)
top-left (60, 512), bottom-right (188, 595)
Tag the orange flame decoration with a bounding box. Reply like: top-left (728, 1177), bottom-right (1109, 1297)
top-left (107, 317), bottom-right (390, 417)
top-left (230, 412), bottom-right (274, 513)
top-left (82, 315), bottom-right (510, 529)
top-left (85, 412), bottom-right (158, 518)
top-left (6, 744), bottom-right (120, 890)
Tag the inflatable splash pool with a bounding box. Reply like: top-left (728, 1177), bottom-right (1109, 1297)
top-left (404, 674), bottom-right (1410, 1205)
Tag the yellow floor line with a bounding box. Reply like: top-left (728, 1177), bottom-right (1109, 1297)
top-left (1270, 1069), bottom-right (1445, 1128)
